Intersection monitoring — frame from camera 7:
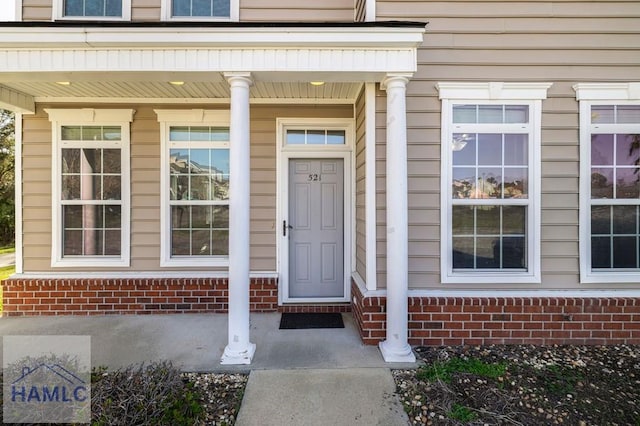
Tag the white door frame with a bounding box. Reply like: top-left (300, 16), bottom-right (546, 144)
top-left (276, 118), bottom-right (355, 304)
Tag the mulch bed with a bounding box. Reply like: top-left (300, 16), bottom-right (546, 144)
top-left (394, 344), bottom-right (640, 425)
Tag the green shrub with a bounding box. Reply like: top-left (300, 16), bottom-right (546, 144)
top-left (417, 357), bottom-right (506, 383)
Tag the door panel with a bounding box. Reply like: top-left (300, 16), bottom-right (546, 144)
top-left (288, 159), bottom-right (344, 298)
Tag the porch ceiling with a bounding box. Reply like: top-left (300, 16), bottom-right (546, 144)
top-left (0, 80), bottom-right (363, 104)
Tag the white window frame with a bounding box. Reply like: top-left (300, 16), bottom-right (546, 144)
top-left (160, 0), bottom-right (239, 22)
top-left (437, 82), bottom-right (551, 284)
top-left (47, 108), bottom-right (134, 268)
top-left (53, 0), bottom-right (132, 20)
top-left (575, 83), bottom-right (640, 283)
top-left (156, 109), bottom-right (231, 268)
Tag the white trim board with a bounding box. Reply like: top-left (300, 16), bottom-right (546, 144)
top-left (14, 112), bottom-right (23, 274)
top-left (276, 118), bottom-right (355, 304)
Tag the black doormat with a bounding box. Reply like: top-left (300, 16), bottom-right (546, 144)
top-left (279, 313), bottom-right (344, 329)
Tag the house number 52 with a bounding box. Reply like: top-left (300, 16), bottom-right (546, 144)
top-left (307, 174), bottom-right (321, 181)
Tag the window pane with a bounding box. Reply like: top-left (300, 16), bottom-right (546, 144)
top-left (591, 134), bottom-right (614, 165)
top-left (210, 128), bottom-right (230, 141)
top-left (618, 106), bottom-right (640, 123)
top-left (477, 134), bottom-right (501, 166)
top-left (170, 175), bottom-right (189, 200)
top-left (63, 205), bottom-right (83, 229)
top-left (63, 230), bottom-right (83, 255)
top-left (172, 0), bottom-right (190, 16)
top-left (190, 176), bottom-right (210, 200)
top-left (212, 205), bottom-right (229, 229)
top-left (104, 205), bottom-right (121, 228)
top-left (476, 237), bottom-right (500, 268)
top-left (591, 205), bottom-right (611, 235)
top-left (592, 105), bottom-right (615, 124)
top-left (476, 206), bottom-right (499, 235)
top-left (613, 205), bottom-right (637, 234)
top-left (476, 167), bottom-right (501, 199)
top-left (591, 236), bottom-right (611, 268)
top-left (503, 168), bottom-right (527, 198)
top-left (103, 149), bottom-right (121, 173)
top-left (192, 230), bottom-right (211, 255)
top-left (212, 149), bottom-right (230, 174)
top-left (64, 0), bottom-right (83, 16)
top-left (307, 130), bottom-right (325, 145)
top-left (452, 168), bottom-right (475, 199)
top-left (504, 134), bottom-right (528, 165)
top-left (212, 175), bottom-right (230, 200)
top-left (213, 0), bottom-right (230, 16)
top-left (62, 149), bottom-right (80, 173)
top-left (81, 149), bottom-right (102, 174)
top-left (172, 230), bottom-right (190, 255)
top-left (615, 169), bottom-right (640, 198)
top-left (452, 134), bottom-right (476, 165)
top-left (105, 0), bottom-right (121, 16)
top-left (452, 205), bottom-right (474, 235)
top-left (82, 126), bottom-right (103, 141)
top-left (103, 175), bottom-right (121, 200)
top-left (503, 206), bottom-right (525, 234)
top-left (170, 126), bottom-right (190, 141)
top-left (62, 175), bottom-right (80, 200)
top-left (502, 237), bottom-right (525, 268)
top-left (192, 0), bottom-right (212, 16)
top-left (613, 237), bottom-right (637, 268)
top-left (190, 126), bottom-right (211, 141)
top-left (85, 0), bottom-right (105, 16)
top-left (190, 149), bottom-right (210, 171)
top-left (505, 105), bottom-right (529, 123)
top-left (591, 168), bottom-right (613, 199)
top-left (327, 131), bottom-right (346, 145)
top-left (61, 126), bottom-right (82, 140)
top-left (191, 206), bottom-right (211, 228)
top-left (453, 105), bottom-right (476, 123)
top-left (172, 205), bottom-right (190, 229)
top-left (211, 230), bottom-right (229, 255)
top-left (104, 230), bottom-right (121, 255)
top-left (478, 105), bottom-right (503, 123)
top-left (452, 237), bottom-right (474, 268)
top-left (170, 149), bottom-right (189, 173)
top-left (287, 130), bottom-right (305, 145)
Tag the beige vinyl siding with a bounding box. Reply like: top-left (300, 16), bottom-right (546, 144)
top-left (240, 0), bottom-right (354, 22)
top-left (22, 0), bottom-right (52, 20)
top-left (132, 0), bottom-right (161, 21)
top-left (355, 86), bottom-right (366, 280)
top-left (21, 103), bottom-right (352, 273)
top-left (375, 0), bottom-right (640, 290)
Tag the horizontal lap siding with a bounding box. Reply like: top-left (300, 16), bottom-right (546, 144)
top-left (355, 87), bottom-right (367, 280)
top-left (21, 103), bottom-right (352, 274)
top-left (376, 0), bottom-right (640, 290)
top-left (240, 0), bottom-right (354, 22)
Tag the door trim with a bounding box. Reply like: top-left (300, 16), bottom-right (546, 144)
top-left (276, 118), bottom-right (355, 304)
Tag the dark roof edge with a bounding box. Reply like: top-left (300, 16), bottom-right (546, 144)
top-left (0, 20), bottom-right (427, 29)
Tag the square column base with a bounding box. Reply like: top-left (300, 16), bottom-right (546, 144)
top-left (220, 342), bottom-right (256, 365)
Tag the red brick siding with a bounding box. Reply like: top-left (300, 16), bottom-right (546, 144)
top-left (351, 280), bottom-right (640, 346)
top-left (2, 277), bottom-right (278, 315)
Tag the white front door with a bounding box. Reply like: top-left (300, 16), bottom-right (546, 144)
top-left (288, 158), bottom-right (344, 298)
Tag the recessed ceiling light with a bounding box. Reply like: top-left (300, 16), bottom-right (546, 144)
top-left (169, 81), bottom-right (185, 86)
top-left (310, 81), bottom-right (325, 86)
top-left (56, 81), bottom-right (71, 86)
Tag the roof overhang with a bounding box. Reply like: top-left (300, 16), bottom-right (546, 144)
top-left (0, 22), bottom-right (426, 113)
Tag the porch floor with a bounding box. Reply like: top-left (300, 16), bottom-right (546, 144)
top-left (0, 312), bottom-right (418, 372)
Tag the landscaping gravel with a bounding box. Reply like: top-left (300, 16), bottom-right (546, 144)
top-left (394, 344), bottom-right (640, 425)
top-left (184, 372), bottom-right (247, 425)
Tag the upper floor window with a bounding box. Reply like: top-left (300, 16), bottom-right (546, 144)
top-left (55, 0), bottom-right (131, 20)
top-left (437, 82), bottom-right (551, 284)
top-left (46, 108), bottom-right (134, 267)
top-left (162, 0), bottom-right (238, 21)
top-left (156, 109), bottom-right (231, 267)
top-left (575, 83), bottom-right (640, 283)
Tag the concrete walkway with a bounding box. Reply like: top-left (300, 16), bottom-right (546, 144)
top-left (0, 312), bottom-right (417, 425)
top-left (0, 252), bottom-right (15, 268)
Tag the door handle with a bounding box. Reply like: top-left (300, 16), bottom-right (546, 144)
top-left (283, 220), bottom-right (293, 236)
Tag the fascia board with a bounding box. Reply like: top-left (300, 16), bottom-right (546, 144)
top-left (0, 26), bottom-right (425, 49)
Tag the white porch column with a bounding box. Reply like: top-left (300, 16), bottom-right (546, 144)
top-left (221, 72), bottom-right (256, 365)
top-left (379, 74), bottom-right (416, 363)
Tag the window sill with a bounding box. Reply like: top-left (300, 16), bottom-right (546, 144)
top-left (581, 272), bottom-right (640, 284)
top-left (160, 256), bottom-right (229, 268)
top-left (442, 271), bottom-right (541, 284)
top-left (52, 257), bottom-right (130, 268)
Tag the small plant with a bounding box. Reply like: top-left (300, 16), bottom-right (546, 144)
top-left (417, 357), bottom-right (507, 383)
top-left (448, 403), bottom-right (477, 422)
top-left (537, 364), bottom-right (584, 396)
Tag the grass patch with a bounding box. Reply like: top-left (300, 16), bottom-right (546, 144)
top-left (417, 357), bottom-right (507, 383)
top-left (0, 246), bottom-right (15, 255)
top-left (448, 403), bottom-right (478, 422)
top-left (0, 264), bottom-right (14, 280)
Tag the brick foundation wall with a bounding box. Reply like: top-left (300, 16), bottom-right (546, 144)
top-left (1, 277), bottom-right (278, 316)
top-left (351, 280), bottom-right (640, 346)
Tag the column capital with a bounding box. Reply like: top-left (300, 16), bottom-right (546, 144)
top-left (381, 73), bottom-right (412, 91)
top-left (224, 72), bottom-right (253, 86)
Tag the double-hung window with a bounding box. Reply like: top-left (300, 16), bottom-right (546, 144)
top-left (55, 0), bottom-right (131, 20)
top-left (162, 0), bottom-right (238, 20)
top-left (47, 109), bottom-right (133, 267)
top-left (156, 110), bottom-right (231, 267)
top-left (575, 83), bottom-right (640, 282)
top-left (438, 83), bottom-right (551, 283)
